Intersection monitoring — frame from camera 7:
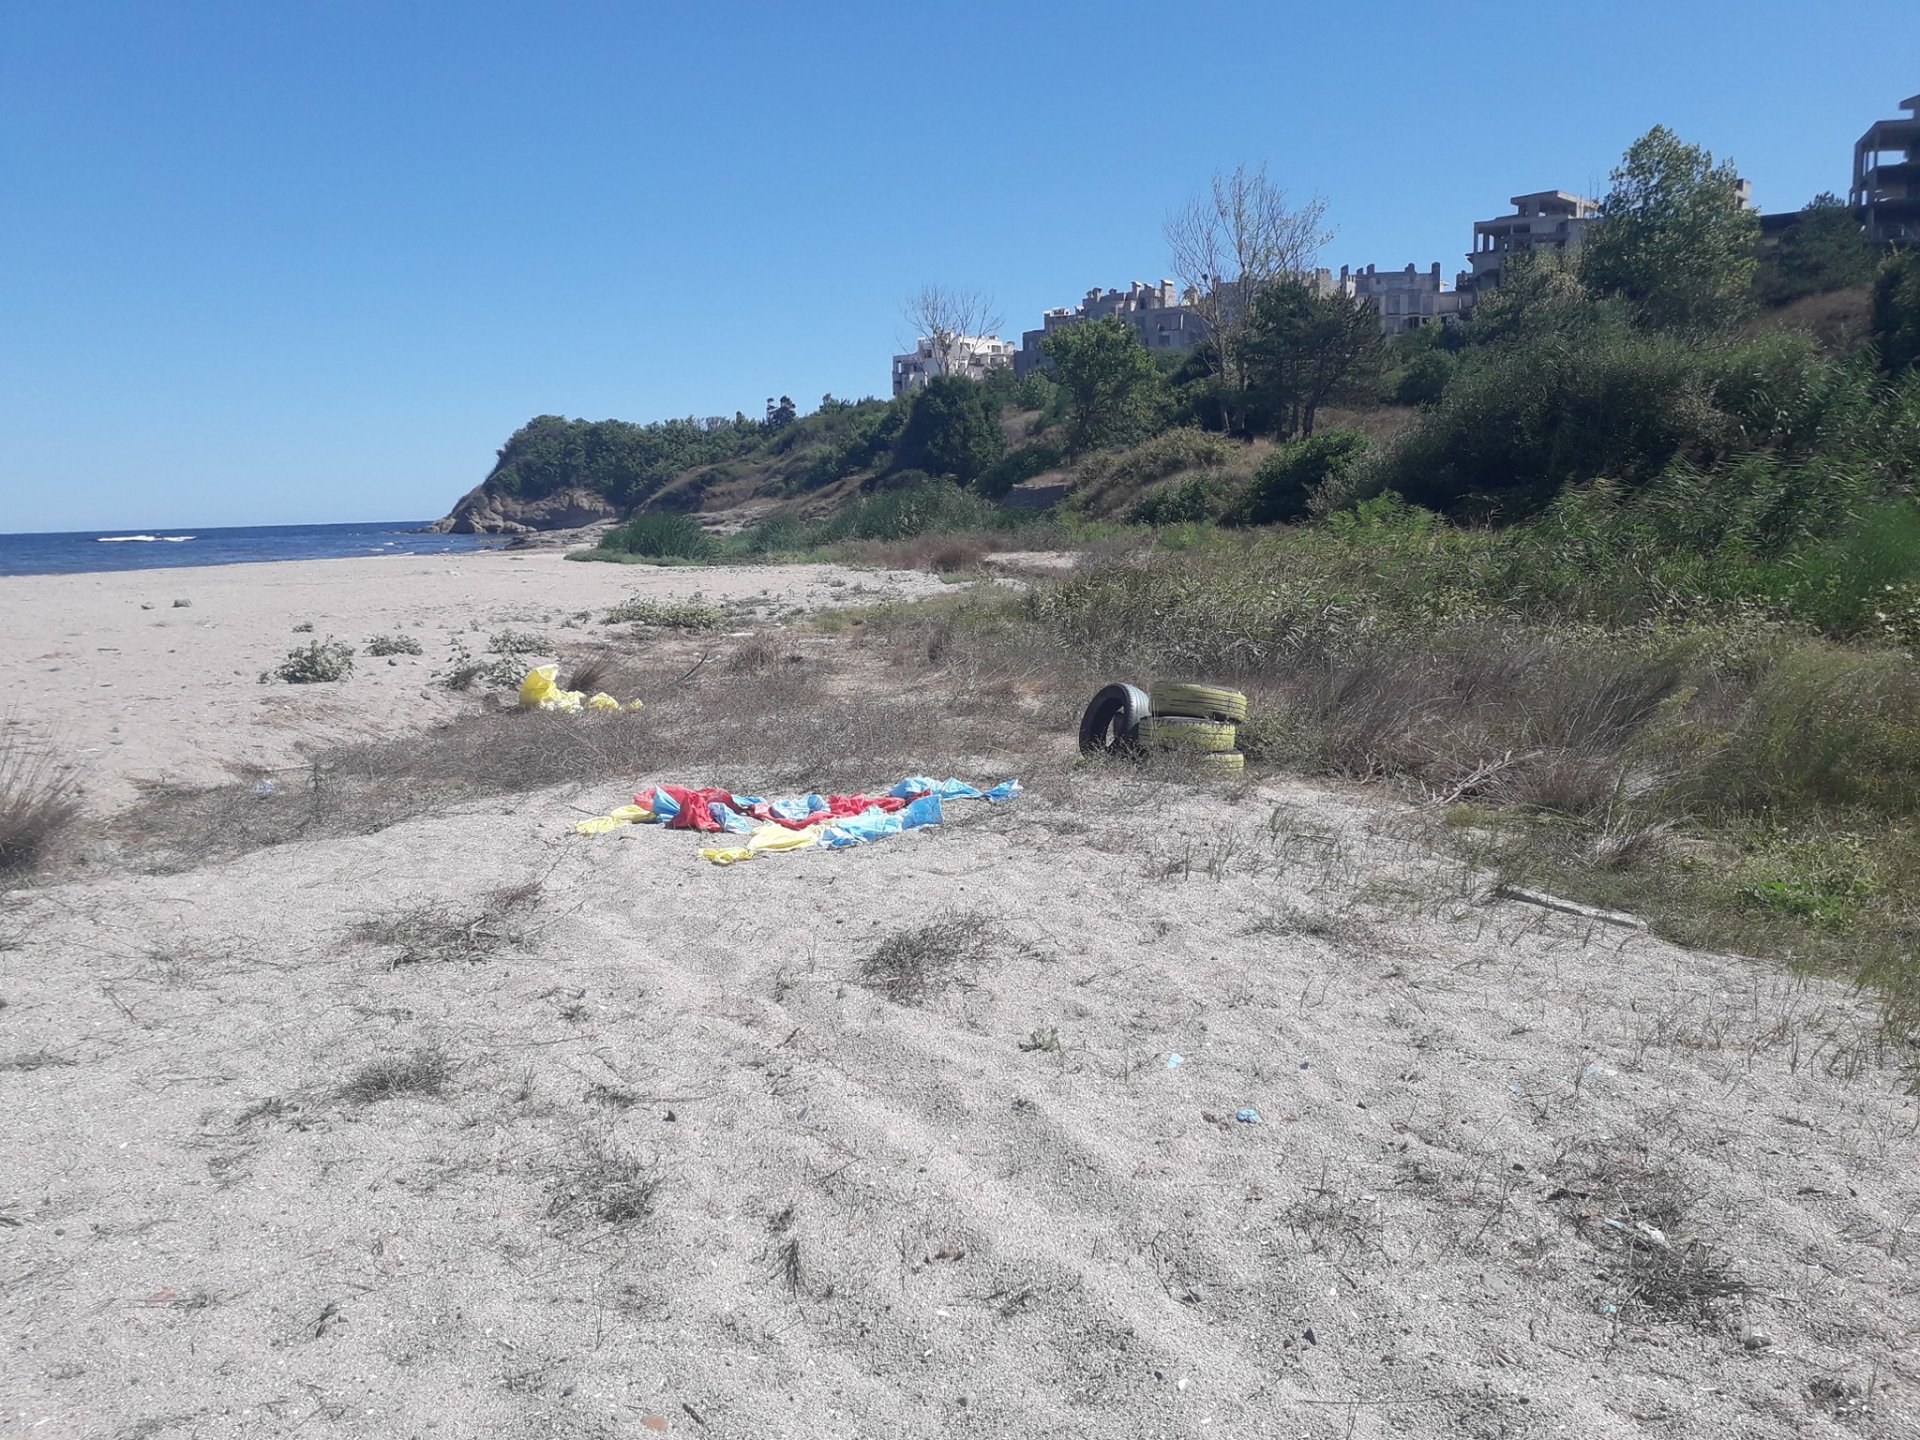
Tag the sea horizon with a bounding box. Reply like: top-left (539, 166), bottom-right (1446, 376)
top-left (0, 518), bottom-right (498, 578)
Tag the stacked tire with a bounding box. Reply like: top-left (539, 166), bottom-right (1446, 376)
top-left (1141, 682), bottom-right (1248, 773)
top-left (1077, 680), bottom-right (1249, 774)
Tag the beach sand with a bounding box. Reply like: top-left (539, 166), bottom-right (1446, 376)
top-left (1, 551), bottom-right (945, 811)
top-left (2, 555), bottom-right (1916, 1438)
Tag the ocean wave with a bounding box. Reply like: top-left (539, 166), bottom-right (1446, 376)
top-left (98, 534), bottom-right (196, 543)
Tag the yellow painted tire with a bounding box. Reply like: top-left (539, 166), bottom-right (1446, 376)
top-left (1138, 716), bottom-right (1238, 753)
top-left (1196, 750), bottom-right (1246, 773)
top-left (1148, 682), bottom-right (1248, 723)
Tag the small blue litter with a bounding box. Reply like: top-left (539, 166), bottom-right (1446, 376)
top-left (1235, 1107), bottom-right (1261, 1124)
top-left (1166, 1053), bottom-right (1184, 1070)
top-left (254, 780), bottom-right (276, 796)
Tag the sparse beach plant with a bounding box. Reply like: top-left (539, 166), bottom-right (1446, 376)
top-left (366, 633), bottom-right (423, 656)
top-left (272, 638), bottom-right (355, 684)
top-left (0, 727), bottom-right (81, 883)
top-left (603, 597), bottom-right (724, 629)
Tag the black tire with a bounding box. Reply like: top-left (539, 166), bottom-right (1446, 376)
top-left (1078, 683), bottom-right (1149, 757)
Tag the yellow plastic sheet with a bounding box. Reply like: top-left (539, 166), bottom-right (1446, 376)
top-left (520, 665), bottom-right (643, 715)
top-left (573, 803), bottom-right (654, 836)
top-left (519, 665), bottom-right (584, 713)
top-left (700, 821), bottom-right (827, 865)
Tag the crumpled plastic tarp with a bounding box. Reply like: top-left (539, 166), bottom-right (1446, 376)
top-left (520, 665), bottom-right (644, 715)
top-left (575, 776), bottom-right (1022, 860)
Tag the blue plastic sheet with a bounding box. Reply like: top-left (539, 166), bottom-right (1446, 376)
top-left (818, 792), bottom-right (944, 848)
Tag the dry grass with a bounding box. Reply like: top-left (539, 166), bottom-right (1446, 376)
top-left (338, 1046), bottom-right (452, 1105)
top-left (857, 907), bottom-right (1004, 1005)
top-left (548, 1140), bottom-right (661, 1226)
top-left (346, 882), bottom-right (543, 968)
top-left (0, 725), bottom-right (82, 885)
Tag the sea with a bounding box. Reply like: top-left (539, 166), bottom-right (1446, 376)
top-left (0, 520), bottom-right (498, 578)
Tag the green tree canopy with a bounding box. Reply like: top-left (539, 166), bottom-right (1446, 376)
top-left (1759, 193), bottom-right (1877, 306)
top-left (1039, 316), bottom-right (1161, 454)
top-left (1873, 250), bottom-right (1920, 374)
top-left (1581, 125), bottom-right (1759, 332)
top-left (1241, 280), bottom-right (1386, 439)
top-left (890, 375), bottom-right (1004, 483)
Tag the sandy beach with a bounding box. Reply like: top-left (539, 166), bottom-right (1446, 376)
top-left (2, 554), bottom-right (1916, 1438)
top-left (1, 551), bottom-right (946, 812)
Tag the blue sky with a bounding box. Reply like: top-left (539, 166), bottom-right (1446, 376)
top-left (1, 1), bottom-right (1913, 531)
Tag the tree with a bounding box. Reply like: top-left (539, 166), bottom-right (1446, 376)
top-left (1241, 280), bottom-right (1386, 439)
top-left (1039, 316), bottom-right (1161, 455)
top-left (1873, 250), bottom-right (1920, 375)
top-left (1759, 193), bottom-right (1877, 305)
top-left (1164, 164), bottom-right (1333, 430)
top-left (764, 395), bottom-right (797, 431)
top-left (901, 283), bottom-right (1003, 377)
top-left (890, 375), bottom-right (1003, 482)
top-left (1580, 125), bottom-right (1759, 332)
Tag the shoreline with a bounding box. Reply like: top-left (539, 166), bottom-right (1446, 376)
top-left (2, 551), bottom-right (944, 812)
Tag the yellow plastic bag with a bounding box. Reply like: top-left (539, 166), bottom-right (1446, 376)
top-left (700, 821), bottom-right (826, 865)
top-left (519, 665), bottom-right (585, 713)
top-left (586, 692), bottom-right (621, 712)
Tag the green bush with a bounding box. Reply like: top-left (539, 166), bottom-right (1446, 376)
top-left (976, 443), bottom-right (1062, 500)
top-left (1229, 431), bottom-right (1369, 526)
top-left (366, 634), bottom-right (423, 657)
top-left (890, 375), bottom-right (1004, 483)
top-left (1874, 250), bottom-right (1920, 375)
top-left (272, 638), bottom-right (355, 684)
top-left (1078, 427), bottom-right (1236, 490)
top-left (601, 511), bottom-right (717, 561)
top-left (815, 480), bottom-right (1002, 543)
top-left (732, 514), bottom-right (812, 555)
top-left (1360, 327), bottom-right (1850, 519)
top-left (1128, 473), bottom-right (1244, 526)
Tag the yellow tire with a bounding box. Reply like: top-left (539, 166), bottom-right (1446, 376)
top-left (1148, 682), bottom-right (1248, 723)
top-left (1196, 750), bottom-right (1246, 773)
top-left (1138, 716), bottom-right (1238, 753)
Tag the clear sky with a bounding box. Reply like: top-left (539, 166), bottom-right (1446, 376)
top-left (2, 1), bottom-right (1913, 532)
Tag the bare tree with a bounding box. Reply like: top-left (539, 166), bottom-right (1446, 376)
top-left (900, 284), bottom-right (1004, 379)
top-left (1165, 164), bottom-right (1333, 430)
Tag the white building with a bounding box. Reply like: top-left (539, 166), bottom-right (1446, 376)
top-left (891, 334), bottom-right (1015, 396)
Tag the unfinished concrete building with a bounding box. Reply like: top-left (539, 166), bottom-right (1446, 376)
top-left (1014, 279), bottom-right (1207, 376)
top-left (1337, 262), bottom-right (1472, 334)
top-left (1467, 190), bottom-right (1600, 291)
top-left (1853, 92), bottom-right (1920, 245)
top-left (891, 334), bottom-right (1015, 396)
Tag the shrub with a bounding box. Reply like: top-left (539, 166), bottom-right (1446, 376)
top-left (976, 442), bottom-right (1062, 500)
top-left (814, 480), bottom-right (1001, 543)
top-left (1228, 430), bottom-right (1369, 526)
top-left (1874, 249), bottom-right (1920, 375)
top-left (890, 375), bottom-right (1004, 483)
top-left (1129, 473), bottom-right (1244, 525)
top-left (601, 511), bottom-right (717, 561)
top-left (272, 639), bottom-right (355, 684)
top-left (1359, 327), bottom-right (1844, 519)
top-left (366, 634), bottom-right (423, 656)
top-left (733, 514), bottom-right (811, 555)
top-left (1078, 427), bottom-right (1236, 490)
